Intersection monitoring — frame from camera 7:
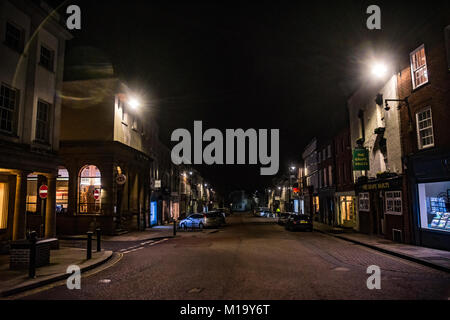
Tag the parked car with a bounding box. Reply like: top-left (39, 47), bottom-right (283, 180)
top-left (277, 212), bottom-right (292, 225)
top-left (208, 211), bottom-right (226, 226)
top-left (285, 214), bottom-right (313, 232)
top-left (178, 213), bottom-right (222, 230)
top-left (217, 208), bottom-right (231, 216)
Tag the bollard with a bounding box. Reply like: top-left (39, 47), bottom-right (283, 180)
top-left (87, 231), bottom-right (93, 260)
top-left (96, 228), bottom-right (101, 252)
top-left (29, 231), bottom-right (37, 278)
top-left (173, 218), bottom-right (177, 236)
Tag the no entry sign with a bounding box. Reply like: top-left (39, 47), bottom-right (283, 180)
top-left (39, 184), bottom-right (48, 199)
top-left (94, 189), bottom-right (101, 200)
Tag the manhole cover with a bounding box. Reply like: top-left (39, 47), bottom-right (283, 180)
top-left (187, 287), bottom-right (204, 293)
top-left (99, 279), bottom-right (111, 284)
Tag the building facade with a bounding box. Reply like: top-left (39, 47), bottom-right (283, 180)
top-left (0, 0), bottom-right (71, 251)
top-left (397, 21), bottom-right (450, 250)
top-left (348, 74), bottom-right (409, 242)
top-left (333, 127), bottom-right (357, 230)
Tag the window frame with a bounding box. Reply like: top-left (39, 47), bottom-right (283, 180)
top-left (0, 83), bottom-right (19, 135)
top-left (39, 44), bottom-right (55, 72)
top-left (409, 44), bottom-right (429, 90)
top-left (35, 99), bottom-right (51, 144)
top-left (359, 192), bottom-right (370, 212)
top-left (4, 21), bottom-right (24, 53)
top-left (385, 191), bottom-right (403, 215)
top-left (415, 107), bottom-right (435, 150)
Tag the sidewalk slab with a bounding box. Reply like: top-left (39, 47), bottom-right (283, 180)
top-left (314, 221), bottom-right (450, 273)
top-left (0, 247), bottom-right (113, 297)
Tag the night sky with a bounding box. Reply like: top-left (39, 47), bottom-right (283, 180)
top-left (48, 0), bottom-right (449, 197)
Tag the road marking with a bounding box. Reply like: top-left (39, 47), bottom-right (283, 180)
top-left (187, 287), bottom-right (204, 293)
top-left (98, 279), bottom-right (111, 284)
top-left (122, 238), bottom-right (168, 254)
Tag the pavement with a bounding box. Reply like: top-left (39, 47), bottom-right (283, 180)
top-left (0, 247), bottom-right (113, 298)
top-left (313, 221), bottom-right (450, 273)
top-left (16, 213), bottom-right (450, 300)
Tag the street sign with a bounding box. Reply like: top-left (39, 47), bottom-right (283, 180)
top-left (39, 185), bottom-right (48, 199)
top-left (353, 147), bottom-right (370, 171)
top-left (94, 189), bottom-right (101, 200)
top-left (154, 180), bottom-right (161, 188)
top-left (116, 174), bottom-right (127, 185)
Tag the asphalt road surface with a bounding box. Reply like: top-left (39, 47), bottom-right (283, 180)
top-left (20, 212), bottom-right (450, 300)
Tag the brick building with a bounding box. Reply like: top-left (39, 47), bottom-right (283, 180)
top-left (395, 19), bottom-right (450, 250)
top-left (333, 127), bottom-right (357, 230)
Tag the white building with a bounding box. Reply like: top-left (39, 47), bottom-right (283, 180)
top-left (0, 0), bottom-right (71, 250)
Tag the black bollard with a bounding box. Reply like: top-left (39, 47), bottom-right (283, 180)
top-left (96, 228), bottom-right (101, 252)
top-left (29, 231), bottom-right (37, 278)
top-left (87, 231), bottom-right (93, 260)
top-left (173, 218), bottom-right (177, 236)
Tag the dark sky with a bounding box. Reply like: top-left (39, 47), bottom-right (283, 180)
top-left (48, 0), bottom-right (449, 197)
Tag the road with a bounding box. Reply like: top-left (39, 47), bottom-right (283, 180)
top-left (21, 212), bottom-right (450, 300)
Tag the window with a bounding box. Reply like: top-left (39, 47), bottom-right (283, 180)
top-left (328, 165), bottom-right (333, 186)
top-left (313, 196), bottom-right (319, 214)
top-left (410, 44), bottom-right (429, 89)
top-left (0, 182), bottom-right (9, 229)
top-left (385, 191), bottom-right (402, 215)
top-left (323, 168), bottom-right (327, 187)
top-left (40, 45), bottom-right (54, 71)
top-left (0, 84), bottom-right (18, 134)
top-left (416, 108), bottom-right (434, 149)
top-left (4, 22), bottom-right (23, 52)
top-left (56, 167), bottom-right (69, 213)
top-left (26, 174), bottom-right (38, 213)
top-left (35, 100), bottom-right (50, 143)
top-left (327, 145), bottom-right (331, 158)
top-left (417, 181), bottom-right (450, 233)
top-left (359, 193), bottom-right (370, 212)
top-left (79, 165), bottom-right (101, 214)
top-left (339, 196), bottom-right (355, 225)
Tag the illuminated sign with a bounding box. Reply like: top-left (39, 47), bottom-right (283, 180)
top-left (353, 148), bottom-right (369, 171)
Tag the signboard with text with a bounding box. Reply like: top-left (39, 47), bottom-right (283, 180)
top-left (353, 148), bottom-right (369, 171)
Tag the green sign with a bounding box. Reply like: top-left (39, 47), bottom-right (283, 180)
top-left (353, 148), bottom-right (369, 171)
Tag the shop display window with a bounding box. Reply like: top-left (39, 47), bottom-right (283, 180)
top-left (56, 167), bottom-right (69, 213)
top-left (0, 182), bottom-right (8, 229)
top-left (418, 181), bottom-right (450, 232)
top-left (339, 196), bottom-right (355, 225)
top-left (26, 174), bottom-right (38, 213)
top-left (79, 165), bottom-right (102, 214)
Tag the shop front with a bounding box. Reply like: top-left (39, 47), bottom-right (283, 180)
top-left (335, 191), bottom-right (357, 229)
top-left (355, 175), bottom-right (408, 242)
top-left (408, 150), bottom-right (450, 251)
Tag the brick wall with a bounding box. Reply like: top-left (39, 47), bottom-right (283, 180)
top-left (397, 31), bottom-right (450, 155)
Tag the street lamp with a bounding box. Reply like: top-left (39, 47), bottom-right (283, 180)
top-left (128, 97), bottom-right (141, 109)
top-left (371, 62), bottom-right (388, 78)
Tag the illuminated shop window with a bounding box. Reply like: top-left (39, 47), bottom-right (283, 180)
top-left (56, 167), bottom-right (69, 213)
top-left (26, 174), bottom-right (38, 213)
top-left (340, 196), bottom-right (355, 224)
top-left (359, 193), bottom-right (370, 212)
top-left (313, 196), bottom-right (319, 214)
top-left (418, 181), bottom-right (450, 233)
top-left (0, 182), bottom-right (9, 229)
top-left (78, 165), bottom-right (101, 214)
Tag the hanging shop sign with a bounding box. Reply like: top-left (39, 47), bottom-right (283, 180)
top-left (353, 147), bottom-right (370, 171)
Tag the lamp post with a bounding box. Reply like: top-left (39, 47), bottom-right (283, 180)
top-left (289, 166), bottom-right (296, 212)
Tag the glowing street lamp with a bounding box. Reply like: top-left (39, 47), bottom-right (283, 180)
top-left (371, 62), bottom-right (387, 78)
top-left (128, 97), bottom-right (141, 109)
